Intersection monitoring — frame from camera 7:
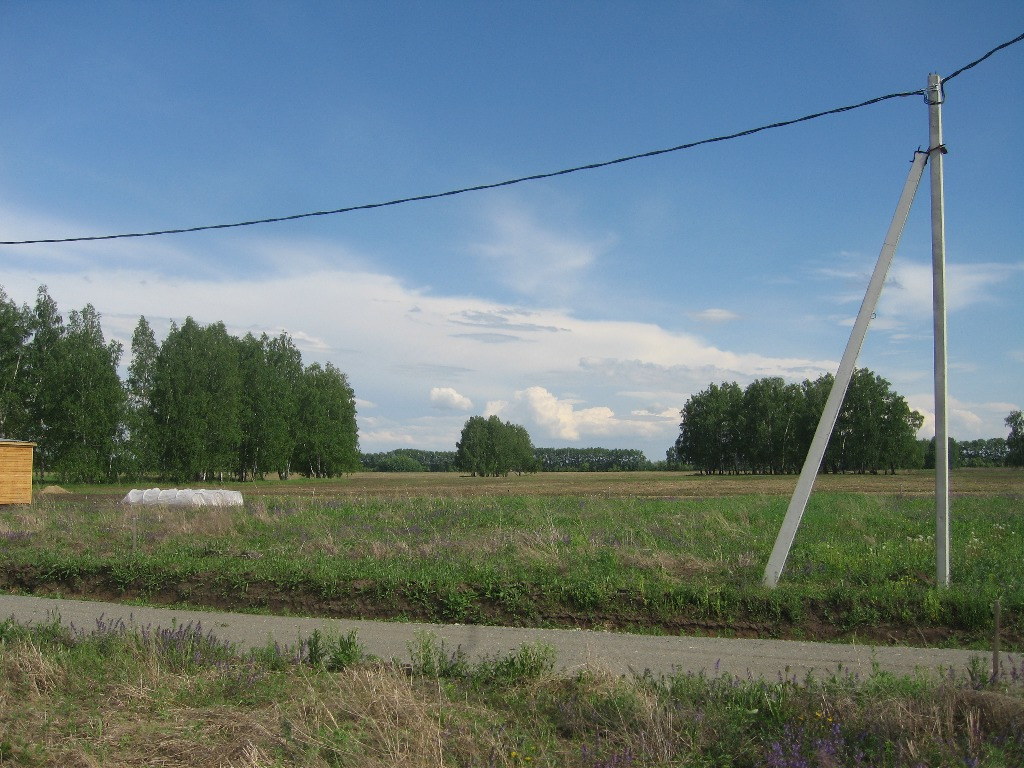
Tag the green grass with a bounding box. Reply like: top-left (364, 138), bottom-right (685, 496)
top-left (2, 483), bottom-right (1022, 647)
top-left (1, 616), bottom-right (1022, 767)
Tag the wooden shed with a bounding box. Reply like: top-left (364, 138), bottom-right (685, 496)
top-left (0, 440), bottom-right (36, 505)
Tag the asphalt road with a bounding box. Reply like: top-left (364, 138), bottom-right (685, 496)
top-left (0, 593), bottom-right (988, 682)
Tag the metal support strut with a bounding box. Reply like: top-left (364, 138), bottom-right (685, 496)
top-left (763, 149), bottom-right (928, 588)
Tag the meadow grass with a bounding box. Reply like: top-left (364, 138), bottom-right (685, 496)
top-left (1, 616), bottom-right (1022, 767)
top-left (2, 470), bottom-right (1022, 647)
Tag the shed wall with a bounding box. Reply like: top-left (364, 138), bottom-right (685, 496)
top-left (0, 443), bottom-right (34, 504)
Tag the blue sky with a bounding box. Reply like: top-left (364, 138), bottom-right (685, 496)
top-left (2, 2), bottom-right (1022, 459)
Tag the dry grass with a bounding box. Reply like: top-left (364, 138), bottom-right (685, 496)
top-left (793, 683), bottom-right (1024, 765)
top-left (2, 624), bottom-right (1023, 768)
top-left (617, 549), bottom-right (717, 578)
top-left (287, 665), bottom-right (451, 767)
top-left (0, 637), bottom-right (534, 768)
top-left (37, 467), bottom-right (1023, 508)
top-left (0, 508), bottom-right (45, 536)
top-left (1, 638), bottom-right (66, 698)
top-left (125, 504), bottom-right (239, 540)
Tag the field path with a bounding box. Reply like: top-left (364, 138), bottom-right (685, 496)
top-left (0, 593), bottom-right (989, 681)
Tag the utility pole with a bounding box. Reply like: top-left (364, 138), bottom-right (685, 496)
top-left (927, 73), bottom-right (951, 588)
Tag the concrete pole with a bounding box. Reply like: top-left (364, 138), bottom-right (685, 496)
top-left (928, 73), bottom-right (951, 588)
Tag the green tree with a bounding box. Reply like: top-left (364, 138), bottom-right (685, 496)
top-left (267, 333), bottom-right (304, 479)
top-left (0, 287), bottom-right (30, 437)
top-left (483, 415), bottom-right (510, 476)
top-left (676, 370), bottom-right (922, 476)
top-left (532, 446), bottom-right (651, 472)
top-left (456, 415), bottom-right (489, 476)
top-left (959, 438), bottom-right (1008, 467)
top-left (292, 362), bottom-right (359, 477)
top-left (21, 286), bottom-right (65, 478)
top-left (877, 386), bottom-right (925, 473)
top-left (835, 370), bottom-right (922, 474)
top-left (798, 374), bottom-right (833, 463)
top-left (47, 305), bottom-right (125, 482)
top-left (826, 369), bottom-right (881, 473)
top-left (505, 422), bottom-right (537, 475)
top-left (456, 416), bottom-right (535, 476)
top-left (123, 316), bottom-right (160, 479)
top-left (4, 288), bottom-right (124, 481)
top-left (151, 319), bottom-right (202, 480)
top-left (1006, 410), bottom-right (1024, 468)
top-left (201, 322), bottom-right (243, 480)
top-left (376, 453), bottom-right (426, 472)
top-left (676, 382), bottom-right (743, 475)
top-left (236, 332), bottom-right (302, 480)
top-left (361, 449), bottom-right (458, 472)
top-left (664, 445), bottom-right (686, 471)
top-left (151, 318), bottom-right (242, 481)
top-left (741, 377), bottom-right (802, 474)
top-left (806, 369), bottom-right (922, 475)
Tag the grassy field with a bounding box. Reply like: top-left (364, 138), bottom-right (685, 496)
top-left (2, 614), bottom-right (1023, 767)
top-left (2, 469), bottom-right (1021, 648)
top-left (2, 469), bottom-right (1023, 766)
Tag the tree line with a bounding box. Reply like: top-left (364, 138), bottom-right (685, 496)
top-left (0, 285), bottom-right (359, 483)
top-left (921, 434), bottom-right (1021, 469)
top-left (675, 370), bottom-right (925, 475)
top-left (360, 449), bottom-right (459, 472)
top-left (533, 447), bottom-right (652, 472)
top-left (361, 446), bottom-right (659, 473)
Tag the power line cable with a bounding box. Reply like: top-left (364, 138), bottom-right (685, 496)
top-left (3, 31), bottom-right (1021, 247)
top-left (0, 89), bottom-right (925, 246)
top-left (942, 31), bottom-right (1024, 83)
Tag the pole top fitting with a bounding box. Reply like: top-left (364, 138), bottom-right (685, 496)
top-left (925, 78), bottom-right (944, 106)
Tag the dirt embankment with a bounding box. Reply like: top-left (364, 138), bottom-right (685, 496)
top-left (2, 565), bottom-right (1013, 651)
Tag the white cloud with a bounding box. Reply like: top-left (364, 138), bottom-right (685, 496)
top-left (484, 400), bottom-right (508, 416)
top-left (469, 205), bottom-right (611, 303)
top-left (906, 393), bottom-right (1019, 441)
top-left (490, 386), bottom-right (675, 443)
top-left (359, 428), bottom-right (417, 447)
top-left (825, 257), bottom-right (1024, 320)
top-left (430, 387), bottom-right (473, 411)
top-left (631, 407), bottom-right (680, 419)
top-left (689, 308), bottom-right (739, 323)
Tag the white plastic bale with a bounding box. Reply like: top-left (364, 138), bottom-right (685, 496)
top-left (121, 488), bottom-right (243, 507)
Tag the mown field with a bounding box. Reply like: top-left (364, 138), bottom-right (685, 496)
top-left (2, 469), bottom-right (1021, 648)
top-left (34, 466), bottom-right (1016, 500)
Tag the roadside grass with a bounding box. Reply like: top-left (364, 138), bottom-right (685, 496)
top-left (2, 475), bottom-right (1022, 647)
top-left (1, 617), bottom-right (1023, 767)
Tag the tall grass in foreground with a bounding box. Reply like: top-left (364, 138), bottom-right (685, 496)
top-left (2, 491), bottom-right (1021, 644)
top-left (1, 617), bottom-right (1022, 767)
